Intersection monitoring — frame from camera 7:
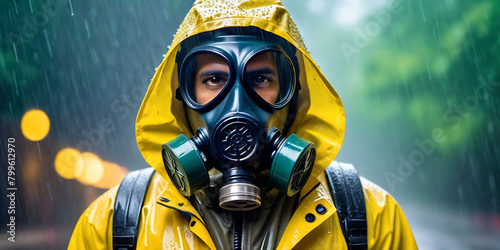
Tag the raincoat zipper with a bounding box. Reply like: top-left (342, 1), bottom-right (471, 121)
top-left (234, 212), bottom-right (243, 250)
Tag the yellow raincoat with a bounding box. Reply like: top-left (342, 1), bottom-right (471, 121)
top-left (69, 0), bottom-right (418, 249)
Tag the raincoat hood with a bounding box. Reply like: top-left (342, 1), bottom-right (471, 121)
top-left (136, 0), bottom-right (345, 188)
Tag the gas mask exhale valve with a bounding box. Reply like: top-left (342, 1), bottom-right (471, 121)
top-left (161, 27), bottom-right (316, 211)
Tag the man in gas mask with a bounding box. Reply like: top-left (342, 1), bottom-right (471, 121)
top-left (69, 1), bottom-right (418, 249)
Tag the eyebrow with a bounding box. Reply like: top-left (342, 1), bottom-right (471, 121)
top-left (198, 70), bottom-right (229, 77)
top-left (245, 67), bottom-right (277, 76)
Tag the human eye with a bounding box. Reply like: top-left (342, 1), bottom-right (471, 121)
top-left (248, 75), bottom-right (273, 88)
top-left (202, 74), bottom-right (228, 89)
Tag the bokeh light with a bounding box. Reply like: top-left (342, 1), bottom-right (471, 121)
top-left (75, 152), bottom-right (105, 185)
top-left (93, 161), bottom-right (129, 189)
top-left (21, 109), bottom-right (51, 141)
top-left (55, 148), bottom-right (84, 179)
top-left (54, 148), bottom-right (129, 188)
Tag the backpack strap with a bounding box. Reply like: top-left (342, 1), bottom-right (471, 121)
top-left (113, 167), bottom-right (155, 250)
top-left (325, 161), bottom-right (368, 250)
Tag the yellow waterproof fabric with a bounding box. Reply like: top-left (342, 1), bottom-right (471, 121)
top-left (70, 0), bottom-right (418, 249)
top-left (69, 172), bottom-right (418, 249)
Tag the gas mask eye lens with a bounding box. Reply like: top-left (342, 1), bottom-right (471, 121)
top-left (180, 52), bottom-right (231, 107)
top-left (244, 51), bottom-right (295, 107)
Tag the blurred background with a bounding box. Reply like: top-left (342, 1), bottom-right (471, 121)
top-left (0, 0), bottom-right (498, 249)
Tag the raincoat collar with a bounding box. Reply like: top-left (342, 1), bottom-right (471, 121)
top-left (155, 181), bottom-right (217, 249)
top-left (277, 172), bottom-right (337, 249)
top-left (155, 172), bottom-right (336, 250)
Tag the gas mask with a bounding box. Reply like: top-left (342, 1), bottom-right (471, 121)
top-left (162, 28), bottom-right (316, 211)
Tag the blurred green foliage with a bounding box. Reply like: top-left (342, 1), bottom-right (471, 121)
top-left (357, 0), bottom-right (499, 212)
top-left (0, 0), bottom-right (48, 118)
top-left (286, 0), bottom-right (499, 213)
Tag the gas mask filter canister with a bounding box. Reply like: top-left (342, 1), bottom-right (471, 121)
top-left (161, 28), bottom-right (316, 211)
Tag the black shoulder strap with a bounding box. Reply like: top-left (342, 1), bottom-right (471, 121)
top-left (113, 167), bottom-right (155, 250)
top-left (325, 161), bottom-right (368, 250)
